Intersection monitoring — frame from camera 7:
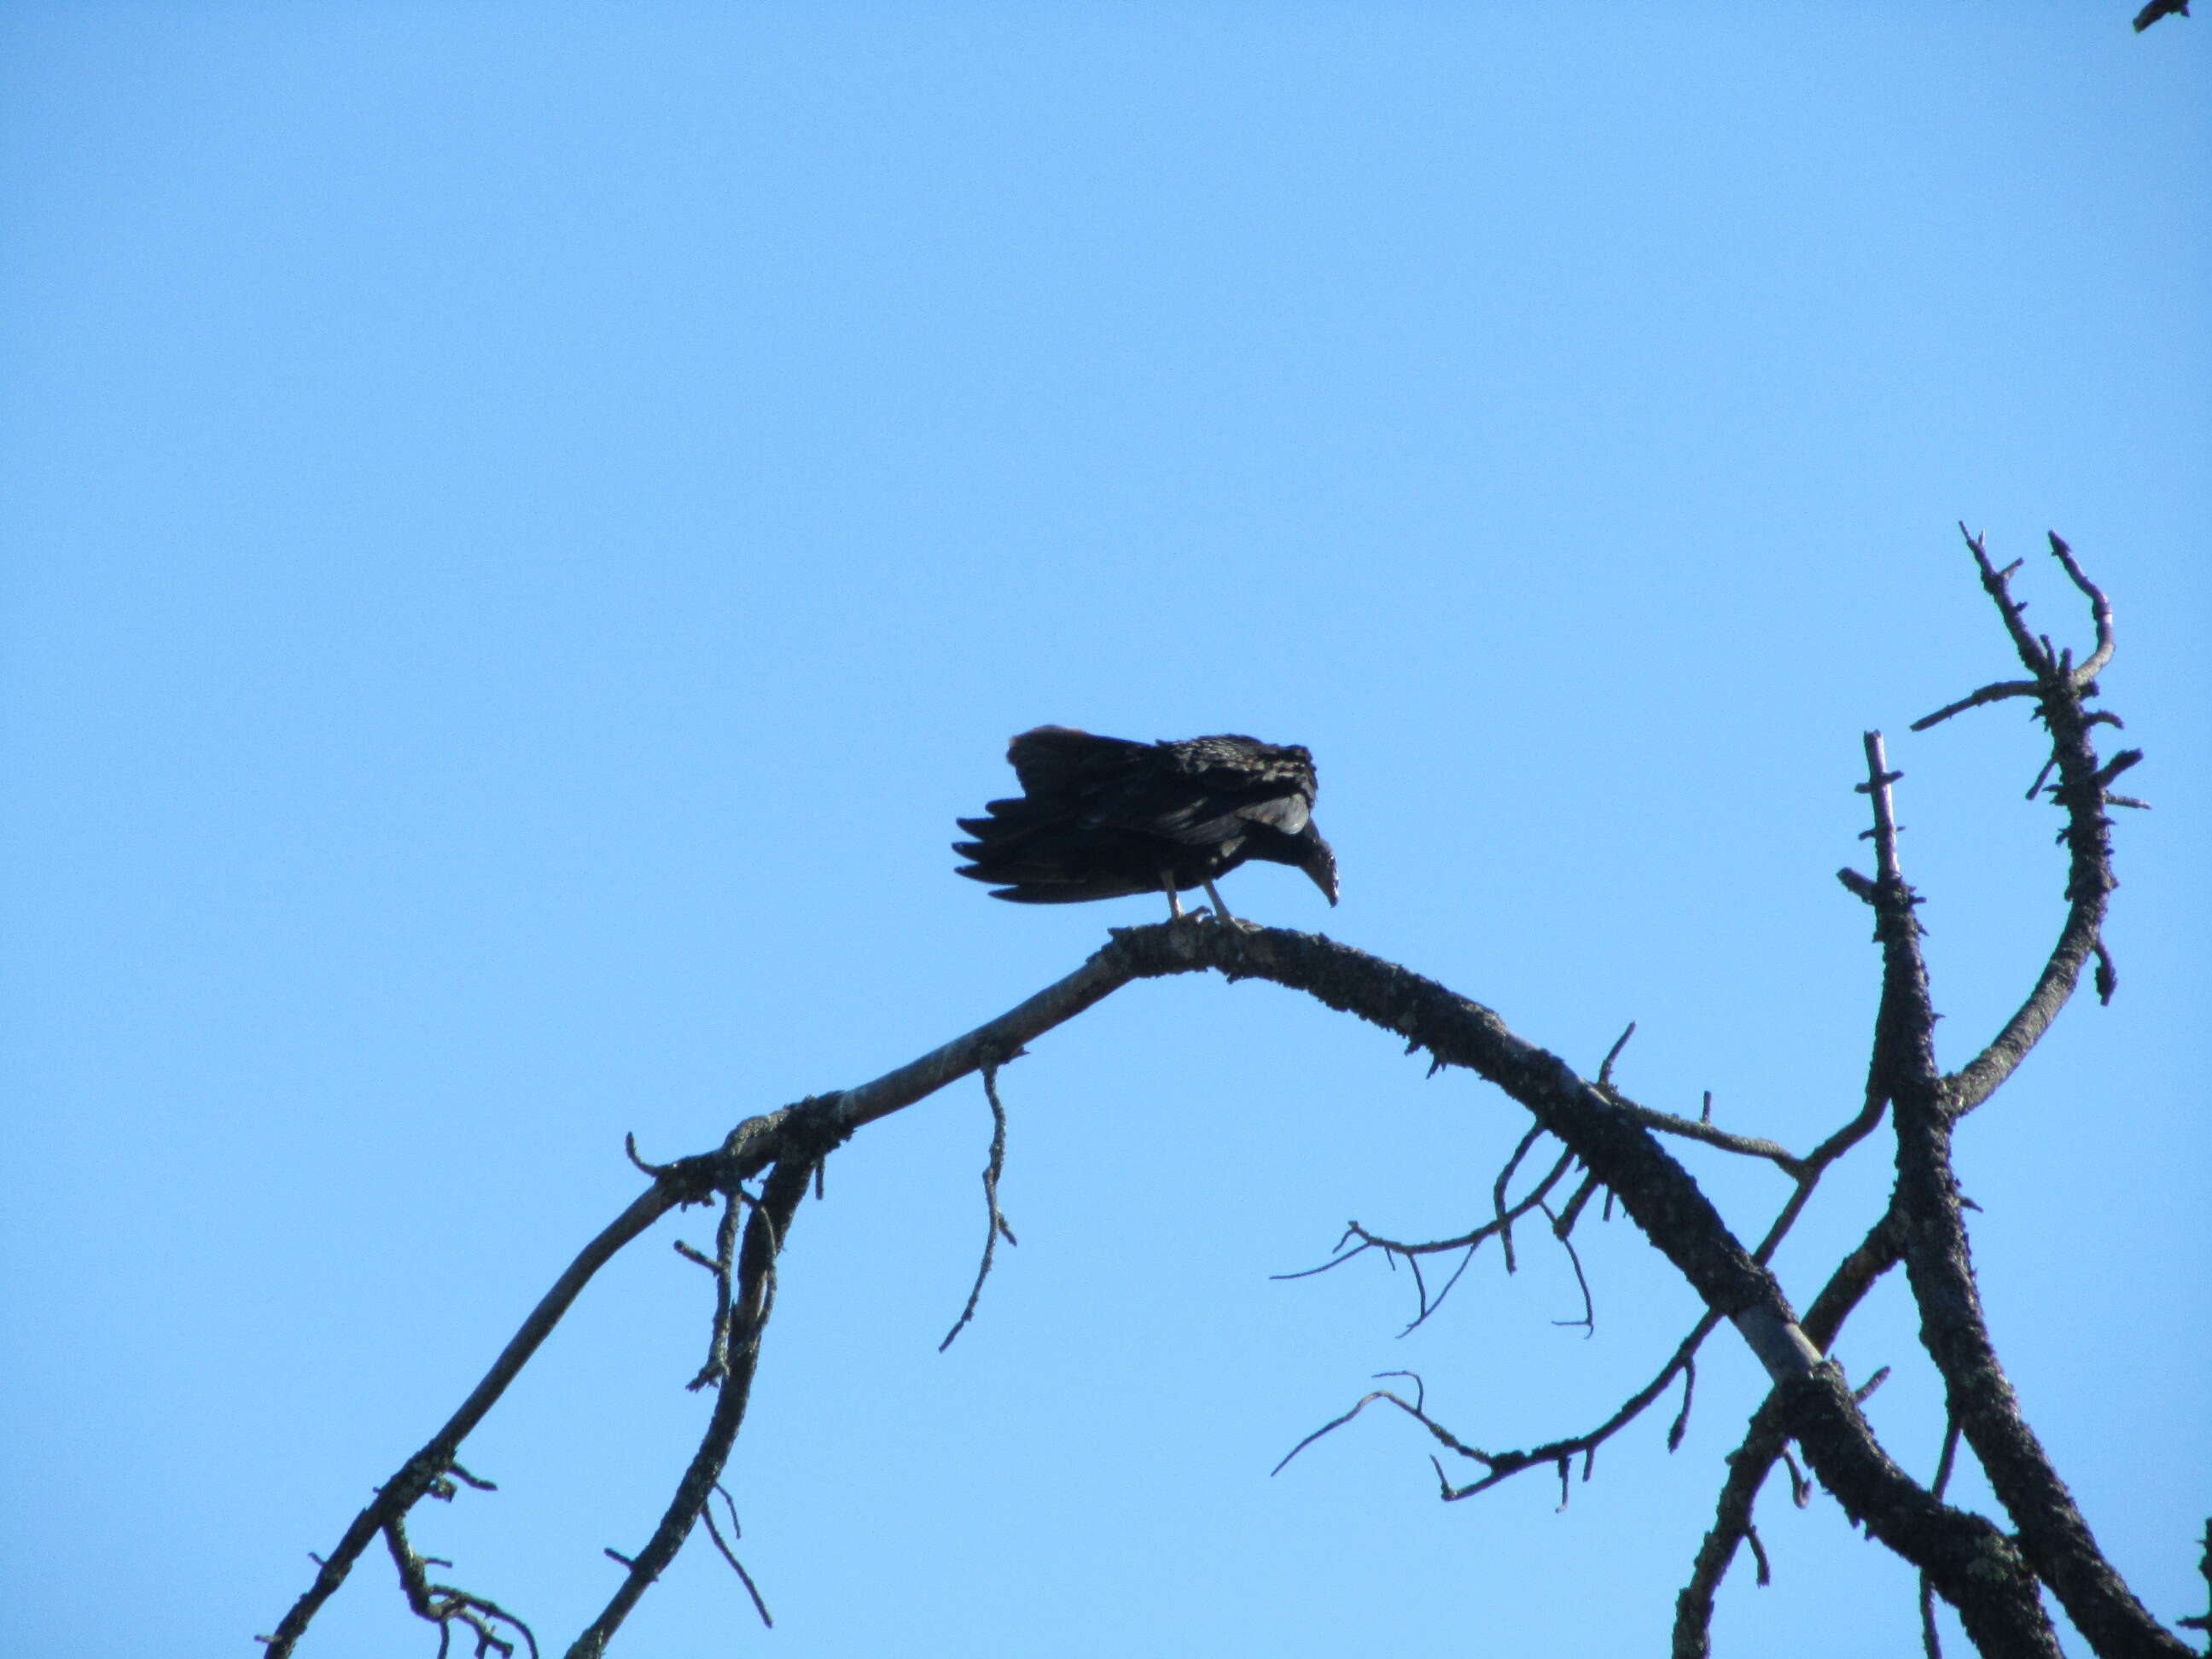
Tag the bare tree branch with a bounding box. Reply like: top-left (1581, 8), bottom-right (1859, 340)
top-left (1674, 1201), bottom-right (1911, 1657)
top-left (381, 1509), bottom-right (539, 1659)
top-left (940, 1055), bottom-right (1020, 1351)
top-left (1598, 1090), bottom-right (1809, 1177)
top-left (277, 908), bottom-right (2069, 1656)
top-left (566, 1150), bottom-right (817, 1658)
top-left (683, 1189), bottom-right (746, 1391)
top-left (1272, 1138), bottom-right (1576, 1334)
top-left (1927, 531), bottom-right (2133, 1117)
top-left (1853, 730), bottom-right (2186, 1658)
top-left (697, 1487), bottom-right (773, 1630)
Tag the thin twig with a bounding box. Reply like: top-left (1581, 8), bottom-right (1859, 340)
top-left (1492, 1124), bottom-right (1545, 1274)
top-left (1922, 1415), bottom-right (1965, 1659)
top-left (1277, 1310), bottom-right (1725, 1499)
top-left (1598, 1021), bottom-right (1637, 1085)
top-left (686, 1189), bottom-right (746, 1390)
top-left (1911, 678), bottom-right (2041, 731)
top-left (1553, 1171), bottom-right (1601, 1240)
top-left (1604, 1097), bottom-right (1807, 1177)
top-left (940, 1058), bottom-right (1018, 1351)
top-left (698, 1487), bottom-right (773, 1629)
top-left (1541, 1200), bottom-right (1596, 1335)
top-left (1275, 1148), bottom-right (1575, 1333)
top-left (1745, 1526), bottom-right (1772, 1587)
top-left (1668, 1358), bottom-right (1697, 1452)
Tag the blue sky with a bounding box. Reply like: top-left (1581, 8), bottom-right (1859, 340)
top-left (3, 5), bottom-right (2206, 1656)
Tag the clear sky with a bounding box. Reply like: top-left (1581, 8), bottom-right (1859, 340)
top-left (3, 5), bottom-right (2205, 1656)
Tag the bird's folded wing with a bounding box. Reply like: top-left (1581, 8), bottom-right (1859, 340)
top-left (1005, 726), bottom-right (1150, 796)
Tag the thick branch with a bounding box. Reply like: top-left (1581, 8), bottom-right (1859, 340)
top-left (1675, 1390), bottom-right (1792, 1659)
top-left (1674, 1200), bottom-right (1911, 1658)
top-left (1855, 736), bottom-right (2186, 1659)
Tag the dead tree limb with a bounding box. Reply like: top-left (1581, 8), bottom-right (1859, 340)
top-left (269, 912), bottom-right (2065, 1657)
top-left (265, 533), bottom-right (2174, 1659)
top-left (567, 1149), bottom-right (818, 1658)
top-left (1851, 742), bottom-right (2180, 1657)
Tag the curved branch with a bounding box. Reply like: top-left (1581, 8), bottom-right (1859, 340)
top-left (2047, 533), bottom-right (2117, 687)
top-left (1911, 678), bottom-right (2041, 730)
top-left (1921, 530), bottom-right (2132, 1116)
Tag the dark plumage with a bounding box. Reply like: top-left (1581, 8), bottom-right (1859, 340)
top-left (953, 726), bottom-right (1339, 919)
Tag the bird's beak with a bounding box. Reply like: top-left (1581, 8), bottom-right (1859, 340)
top-left (1301, 833), bottom-right (1340, 906)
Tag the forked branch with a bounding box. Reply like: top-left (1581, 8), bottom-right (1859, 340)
top-left (1849, 725), bottom-right (2184, 1657)
top-left (1836, 533), bottom-right (2182, 1655)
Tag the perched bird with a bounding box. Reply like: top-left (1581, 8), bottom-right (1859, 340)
top-left (954, 726), bottom-right (1339, 920)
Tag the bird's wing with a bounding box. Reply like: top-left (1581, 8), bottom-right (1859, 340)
top-left (998, 727), bottom-right (1223, 840)
top-left (1004, 726), bottom-right (1152, 800)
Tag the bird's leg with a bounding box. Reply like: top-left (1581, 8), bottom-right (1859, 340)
top-left (1202, 878), bottom-right (1235, 923)
top-left (1161, 872), bottom-right (1184, 920)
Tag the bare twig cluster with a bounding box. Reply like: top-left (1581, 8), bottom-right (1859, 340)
top-left (264, 533), bottom-right (2188, 1658)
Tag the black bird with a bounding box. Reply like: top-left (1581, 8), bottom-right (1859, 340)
top-left (954, 726), bottom-right (1339, 920)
